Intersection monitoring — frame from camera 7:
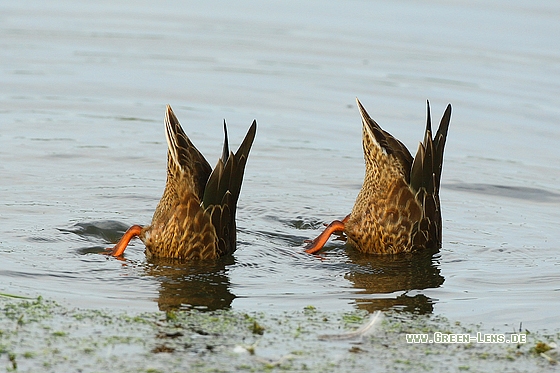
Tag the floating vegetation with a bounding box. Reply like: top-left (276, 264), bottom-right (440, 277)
top-left (0, 293), bottom-right (32, 300)
top-left (0, 296), bottom-right (557, 372)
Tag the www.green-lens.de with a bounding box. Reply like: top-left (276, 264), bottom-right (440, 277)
top-left (406, 332), bottom-right (526, 344)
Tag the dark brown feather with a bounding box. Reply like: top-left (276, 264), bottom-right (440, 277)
top-left (409, 101), bottom-right (452, 250)
top-left (345, 99), bottom-right (451, 254)
top-left (203, 120), bottom-right (256, 210)
top-left (165, 105), bottom-right (212, 200)
top-left (143, 106), bottom-right (256, 260)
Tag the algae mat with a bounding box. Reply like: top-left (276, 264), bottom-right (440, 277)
top-left (0, 296), bottom-right (557, 372)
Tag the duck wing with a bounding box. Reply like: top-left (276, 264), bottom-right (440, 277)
top-left (356, 98), bottom-right (414, 180)
top-left (165, 105), bottom-right (213, 200)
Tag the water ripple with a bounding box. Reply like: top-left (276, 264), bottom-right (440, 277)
top-left (445, 183), bottom-right (560, 203)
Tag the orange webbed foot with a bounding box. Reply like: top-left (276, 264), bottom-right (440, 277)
top-left (304, 215), bottom-right (349, 254)
top-left (103, 225), bottom-right (143, 257)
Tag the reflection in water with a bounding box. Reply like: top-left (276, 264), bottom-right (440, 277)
top-left (344, 247), bottom-right (444, 314)
top-left (67, 221), bottom-right (235, 311)
top-left (71, 221), bottom-right (440, 314)
top-left (143, 256), bottom-right (236, 312)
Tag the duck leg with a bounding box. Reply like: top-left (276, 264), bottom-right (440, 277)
top-left (304, 215), bottom-right (350, 254)
top-left (105, 225), bottom-right (143, 257)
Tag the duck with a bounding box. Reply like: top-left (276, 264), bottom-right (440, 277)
top-left (107, 105), bottom-right (256, 260)
top-left (305, 98), bottom-right (451, 255)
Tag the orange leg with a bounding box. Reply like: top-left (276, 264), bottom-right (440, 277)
top-left (105, 225), bottom-right (143, 257)
top-left (304, 215), bottom-right (350, 254)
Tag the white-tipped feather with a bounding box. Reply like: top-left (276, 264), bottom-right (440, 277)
top-left (364, 121), bottom-right (388, 155)
top-left (357, 98), bottom-right (388, 156)
top-left (318, 311), bottom-right (383, 341)
top-left (164, 105), bottom-right (181, 170)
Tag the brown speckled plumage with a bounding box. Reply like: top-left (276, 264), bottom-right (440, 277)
top-left (305, 99), bottom-right (451, 255)
top-left (109, 105), bottom-right (256, 260)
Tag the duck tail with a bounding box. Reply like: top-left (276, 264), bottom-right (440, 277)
top-left (202, 120), bottom-right (257, 210)
top-left (409, 102), bottom-right (452, 248)
top-left (164, 105), bottom-right (212, 199)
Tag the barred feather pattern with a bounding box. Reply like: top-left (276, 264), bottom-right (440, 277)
top-left (138, 105), bottom-right (255, 260)
top-left (143, 193), bottom-right (221, 260)
top-left (345, 99), bottom-right (451, 254)
top-left (345, 115), bottom-right (422, 254)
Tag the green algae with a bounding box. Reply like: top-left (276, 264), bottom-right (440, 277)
top-left (0, 296), bottom-right (558, 372)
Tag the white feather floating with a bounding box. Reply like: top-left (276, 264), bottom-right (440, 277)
top-left (318, 311), bottom-right (383, 341)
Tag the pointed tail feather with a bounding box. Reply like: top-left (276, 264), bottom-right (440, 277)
top-left (164, 105), bottom-right (212, 199)
top-left (425, 100), bottom-right (432, 141)
top-left (410, 102), bottom-right (451, 195)
top-left (433, 104), bottom-right (452, 190)
top-left (202, 120), bottom-right (257, 210)
top-left (221, 119), bottom-right (230, 164)
top-left (356, 98), bottom-right (413, 178)
top-left (230, 120), bottom-right (257, 203)
top-left (410, 102), bottom-right (451, 249)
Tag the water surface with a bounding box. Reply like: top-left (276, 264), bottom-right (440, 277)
top-left (1, 0), bottom-right (559, 331)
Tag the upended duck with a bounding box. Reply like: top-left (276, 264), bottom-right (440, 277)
top-left (107, 105), bottom-right (256, 260)
top-left (305, 99), bottom-right (451, 255)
